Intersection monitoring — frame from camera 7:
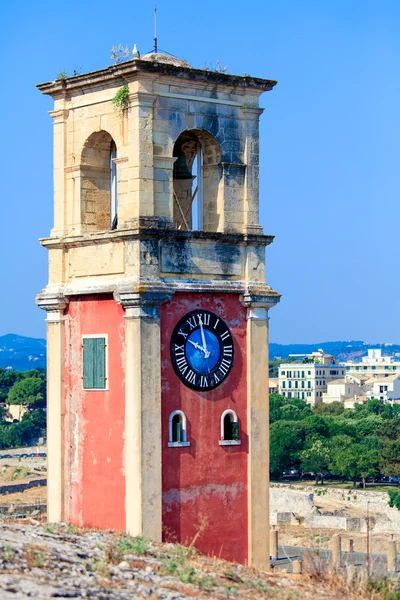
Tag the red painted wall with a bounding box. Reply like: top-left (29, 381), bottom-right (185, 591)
top-left (63, 295), bottom-right (126, 531)
top-left (161, 293), bottom-right (248, 564)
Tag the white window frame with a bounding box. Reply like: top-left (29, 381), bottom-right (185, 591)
top-left (220, 409), bottom-right (241, 446)
top-left (82, 334), bottom-right (109, 391)
top-left (168, 410), bottom-right (190, 447)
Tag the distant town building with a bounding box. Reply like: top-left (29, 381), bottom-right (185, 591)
top-left (322, 379), bottom-right (360, 403)
top-left (269, 378), bottom-right (279, 394)
top-left (367, 373), bottom-right (400, 402)
top-left (278, 350), bottom-right (345, 404)
top-left (344, 349), bottom-right (400, 379)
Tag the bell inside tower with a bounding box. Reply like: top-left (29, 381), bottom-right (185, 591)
top-left (172, 129), bottom-right (222, 232)
top-left (173, 132), bottom-right (201, 230)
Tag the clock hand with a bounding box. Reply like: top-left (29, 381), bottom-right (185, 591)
top-left (187, 339), bottom-right (204, 352)
top-left (187, 338), bottom-right (210, 359)
top-left (199, 318), bottom-right (211, 359)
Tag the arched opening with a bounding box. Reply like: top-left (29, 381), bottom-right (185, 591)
top-left (81, 131), bottom-right (118, 232)
top-left (172, 129), bottom-right (221, 231)
top-left (168, 410), bottom-right (190, 447)
top-left (220, 410), bottom-right (240, 445)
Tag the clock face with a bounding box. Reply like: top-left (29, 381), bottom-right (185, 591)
top-left (170, 309), bottom-right (234, 391)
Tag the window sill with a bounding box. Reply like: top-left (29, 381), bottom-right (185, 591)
top-left (168, 441), bottom-right (190, 448)
top-left (219, 440), bottom-right (241, 446)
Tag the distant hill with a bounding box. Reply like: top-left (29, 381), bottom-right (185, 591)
top-left (270, 340), bottom-right (400, 362)
top-left (1, 334), bottom-right (400, 372)
top-left (0, 334), bottom-right (46, 371)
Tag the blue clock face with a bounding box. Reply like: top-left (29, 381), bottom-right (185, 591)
top-left (170, 310), bottom-right (234, 391)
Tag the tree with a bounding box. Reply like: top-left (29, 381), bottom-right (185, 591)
top-left (379, 441), bottom-right (400, 478)
top-left (378, 419), bottom-right (400, 441)
top-left (300, 439), bottom-right (330, 484)
top-left (313, 402), bottom-right (345, 416)
top-left (270, 420), bottom-right (307, 478)
top-left (7, 377), bottom-right (46, 413)
top-left (388, 489), bottom-right (400, 511)
top-left (357, 450), bottom-right (380, 488)
top-left (330, 444), bottom-right (360, 486)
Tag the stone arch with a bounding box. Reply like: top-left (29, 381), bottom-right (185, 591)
top-left (80, 130), bottom-right (117, 232)
top-left (172, 128), bottom-right (222, 231)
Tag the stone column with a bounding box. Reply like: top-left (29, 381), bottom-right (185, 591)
top-left (36, 294), bottom-right (68, 523)
top-left (270, 528), bottom-right (278, 560)
top-left (220, 163), bottom-right (246, 234)
top-left (293, 560), bottom-right (303, 574)
top-left (120, 91), bottom-right (156, 226)
top-left (242, 106), bottom-right (264, 235)
top-left (388, 536), bottom-right (397, 573)
top-left (153, 156), bottom-right (176, 223)
top-left (49, 109), bottom-right (68, 238)
top-left (117, 291), bottom-right (170, 540)
top-left (246, 303), bottom-right (270, 569)
top-left (331, 534), bottom-right (342, 571)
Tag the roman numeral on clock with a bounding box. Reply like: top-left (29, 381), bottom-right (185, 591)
top-left (220, 330), bottom-right (230, 341)
top-left (199, 375), bottom-right (209, 388)
top-left (176, 355), bottom-right (188, 376)
top-left (219, 358), bottom-right (232, 376)
top-left (186, 317), bottom-right (196, 330)
top-left (198, 313), bottom-right (210, 326)
top-left (223, 345), bottom-right (233, 357)
top-left (185, 370), bottom-right (196, 384)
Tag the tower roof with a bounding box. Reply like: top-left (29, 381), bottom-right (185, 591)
top-left (37, 58), bottom-right (277, 97)
top-left (140, 52), bottom-right (191, 68)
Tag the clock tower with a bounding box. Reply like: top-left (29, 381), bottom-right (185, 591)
top-left (37, 52), bottom-right (280, 568)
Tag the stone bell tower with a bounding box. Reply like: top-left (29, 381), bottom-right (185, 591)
top-left (36, 52), bottom-right (280, 568)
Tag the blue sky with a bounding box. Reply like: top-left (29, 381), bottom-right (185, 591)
top-left (1, 0), bottom-right (399, 344)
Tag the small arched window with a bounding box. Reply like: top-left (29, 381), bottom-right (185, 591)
top-left (220, 410), bottom-right (241, 446)
top-left (168, 410), bottom-right (190, 448)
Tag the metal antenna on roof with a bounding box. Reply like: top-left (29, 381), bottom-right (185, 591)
top-left (154, 5), bottom-right (158, 54)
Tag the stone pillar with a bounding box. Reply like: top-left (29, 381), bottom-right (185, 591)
top-left (388, 536), bottom-right (397, 573)
top-left (49, 109), bottom-right (68, 237)
top-left (293, 560), bottom-right (303, 574)
top-left (270, 528), bottom-right (278, 560)
top-left (242, 106), bottom-right (264, 235)
top-left (246, 304), bottom-right (270, 569)
top-left (347, 538), bottom-right (354, 564)
top-left (117, 291), bottom-right (170, 540)
top-left (202, 163), bottom-right (222, 232)
top-left (36, 294), bottom-right (68, 522)
top-left (331, 534), bottom-right (342, 571)
top-left (153, 156), bottom-right (176, 223)
top-left (220, 163), bottom-right (246, 234)
top-left (120, 91), bottom-right (156, 226)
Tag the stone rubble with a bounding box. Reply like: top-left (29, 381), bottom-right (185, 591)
top-left (0, 522), bottom-right (383, 599)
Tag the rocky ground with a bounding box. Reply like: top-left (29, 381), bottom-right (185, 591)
top-left (0, 522), bottom-right (397, 600)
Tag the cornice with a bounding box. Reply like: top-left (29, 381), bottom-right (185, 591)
top-left (39, 225), bottom-right (274, 249)
top-left (37, 59), bottom-right (277, 99)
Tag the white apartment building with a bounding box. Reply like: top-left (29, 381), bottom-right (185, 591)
top-left (269, 378), bottom-right (279, 394)
top-left (345, 349), bottom-right (400, 379)
top-left (322, 379), bottom-right (360, 404)
top-left (367, 373), bottom-right (400, 402)
top-left (278, 350), bottom-right (345, 405)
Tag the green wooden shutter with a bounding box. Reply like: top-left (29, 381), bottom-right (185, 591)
top-left (231, 421), bottom-right (239, 441)
top-left (82, 338), bottom-right (95, 389)
top-left (83, 337), bottom-right (106, 389)
top-left (93, 338), bottom-right (106, 389)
